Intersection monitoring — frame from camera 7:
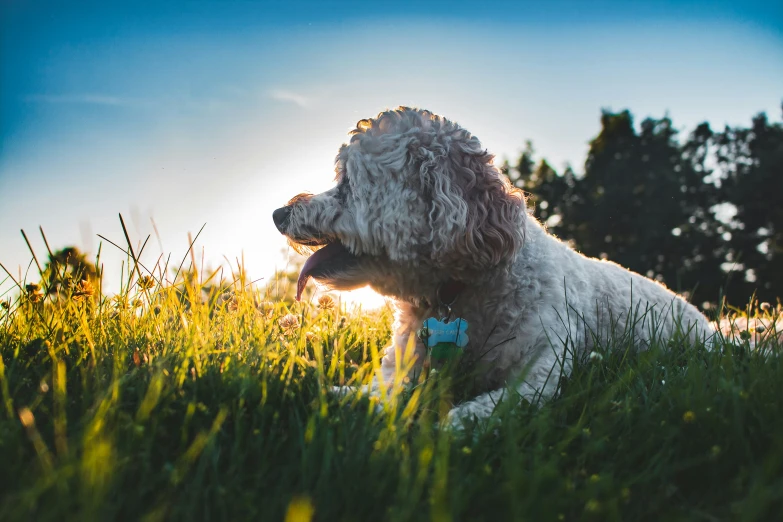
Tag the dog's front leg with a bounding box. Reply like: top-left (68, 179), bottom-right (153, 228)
top-left (446, 363), bottom-right (562, 429)
top-left (331, 326), bottom-right (425, 401)
top-left (375, 326), bottom-right (427, 392)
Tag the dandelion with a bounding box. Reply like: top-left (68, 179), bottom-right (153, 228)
top-left (72, 279), bottom-right (94, 301)
top-left (682, 410), bottom-right (696, 423)
top-left (588, 351), bottom-right (603, 363)
top-left (461, 446), bottom-right (472, 455)
top-left (317, 294), bottom-right (335, 310)
top-left (26, 283), bottom-right (43, 302)
top-left (760, 302), bottom-right (771, 312)
top-left (589, 474), bottom-right (600, 483)
top-left (279, 314), bottom-right (301, 336)
top-left (39, 380), bottom-right (49, 393)
top-left (585, 499), bottom-right (601, 513)
top-left (484, 464), bottom-right (492, 475)
top-left (138, 275), bottom-right (155, 290)
top-left (284, 496), bottom-right (314, 522)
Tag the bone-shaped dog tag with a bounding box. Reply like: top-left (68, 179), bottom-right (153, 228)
top-left (420, 317), bottom-right (469, 348)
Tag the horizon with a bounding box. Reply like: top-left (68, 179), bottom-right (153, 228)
top-left (2, 0), bottom-right (782, 304)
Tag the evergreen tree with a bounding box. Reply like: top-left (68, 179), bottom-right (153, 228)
top-left (714, 110), bottom-right (783, 304)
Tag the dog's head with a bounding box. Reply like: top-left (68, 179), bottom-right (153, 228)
top-left (273, 107), bottom-right (526, 300)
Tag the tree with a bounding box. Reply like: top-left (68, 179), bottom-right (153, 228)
top-left (714, 109), bottom-right (783, 304)
top-left (507, 141), bottom-right (573, 236)
top-left (507, 110), bottom-right (734, 308)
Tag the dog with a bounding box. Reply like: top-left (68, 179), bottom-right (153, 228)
top-left (273, 107), bottom-right (713, 427)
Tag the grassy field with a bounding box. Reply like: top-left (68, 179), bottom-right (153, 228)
top-left (1, 260), bottom-right (782, 522)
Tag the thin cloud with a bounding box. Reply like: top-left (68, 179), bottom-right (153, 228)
top-left (269, 89), bottom-right (310, 108)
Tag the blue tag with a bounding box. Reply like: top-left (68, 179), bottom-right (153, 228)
top-left (419, 317), bottom-right (469, 348)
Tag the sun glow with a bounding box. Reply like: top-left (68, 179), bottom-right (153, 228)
top-left (337, 285), bottom-right (389, 311)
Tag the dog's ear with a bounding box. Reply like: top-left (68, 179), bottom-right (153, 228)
top-left (426, 147), bottom-right (526, 272)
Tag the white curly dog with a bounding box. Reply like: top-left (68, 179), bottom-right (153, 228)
top-left (273, 107), bottom-right (713, 427)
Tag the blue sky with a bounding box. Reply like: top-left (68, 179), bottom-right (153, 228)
top-left (1, 0), bottom-right (781, 301)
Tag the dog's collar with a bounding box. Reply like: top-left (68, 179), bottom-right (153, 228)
top-left (437, 279), bottom-right (465, 307)
top-left (414, 279), bottom-right (466, 317)
top-left (435, 278), bottom-right (465, 321)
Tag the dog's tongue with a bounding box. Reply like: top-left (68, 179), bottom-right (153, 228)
top-left (296, 242), bottom-right (348, 301)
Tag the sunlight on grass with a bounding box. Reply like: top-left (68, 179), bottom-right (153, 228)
top-left (0, 222), bottom-right (782, 521)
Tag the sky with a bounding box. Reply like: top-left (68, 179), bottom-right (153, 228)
top-left (1, 0), bottom-right (782, 305)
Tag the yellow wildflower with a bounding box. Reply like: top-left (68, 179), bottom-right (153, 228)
top-left (138, 275), bottom-right (155, 290)
top-left (72, 279), bottom-right (94, 301)
top-left (585, 499), bottom-right (601, 513)
top-left (284, 496), bottom-right (314, 522)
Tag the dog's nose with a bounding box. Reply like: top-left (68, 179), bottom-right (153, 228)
top-left (273, 206), bottom-right (292, 231)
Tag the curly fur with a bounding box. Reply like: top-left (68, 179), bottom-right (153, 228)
top-left (274, 106), bottom-right (714, 427)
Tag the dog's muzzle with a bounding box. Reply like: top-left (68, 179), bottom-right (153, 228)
top-left (272, 206), bottom-right (292, 232)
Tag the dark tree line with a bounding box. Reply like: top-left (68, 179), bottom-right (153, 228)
top-left (503, 106), bottom-right (783, 310)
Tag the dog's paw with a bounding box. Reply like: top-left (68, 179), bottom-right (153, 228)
top-left (328, 383), bottom-right (385, 413)
top-left (328, 379), bottom-right (382, 398)
top-left (329, 385), bottom-right (362, 398)
top-left (444, 404), bottom-right (475, 431)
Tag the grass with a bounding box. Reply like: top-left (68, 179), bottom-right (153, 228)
top-left (1, 250), bottom-right (782, 521)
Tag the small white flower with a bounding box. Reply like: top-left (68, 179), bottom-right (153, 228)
top-left (588, 351), bottom-right (603, 362)
top-left (278, 313), bottom-right (301, 336)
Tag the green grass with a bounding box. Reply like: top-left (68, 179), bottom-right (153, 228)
top-left (1, 266), bottom-right (782, 522)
